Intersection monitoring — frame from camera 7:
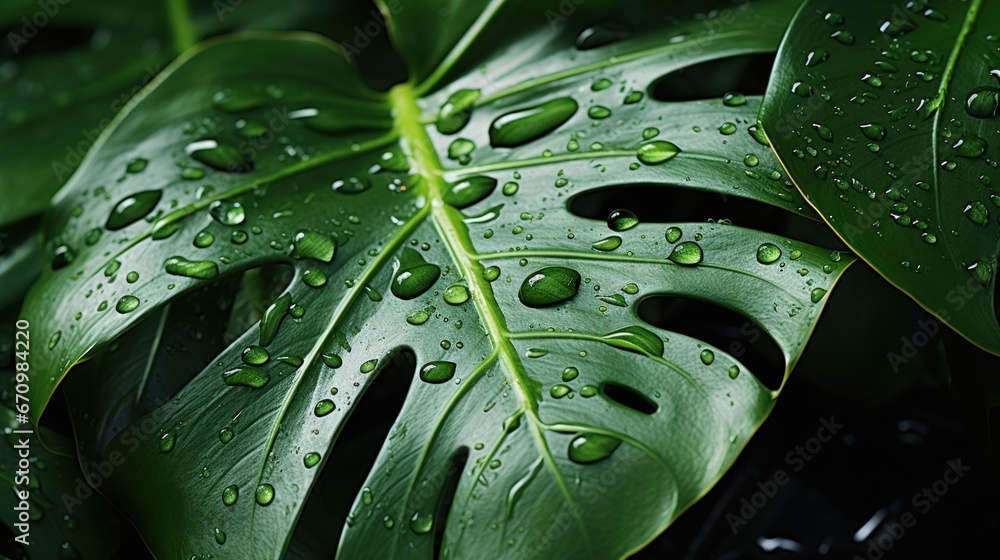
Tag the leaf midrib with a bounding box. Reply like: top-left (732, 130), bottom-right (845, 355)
top-left (390, 83), bottom-right (593, 550)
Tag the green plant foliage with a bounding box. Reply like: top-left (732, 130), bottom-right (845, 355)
top-left (12, 1), bottom-right (860, 558)
top-left (760, 0), bottom-right (1000, 354)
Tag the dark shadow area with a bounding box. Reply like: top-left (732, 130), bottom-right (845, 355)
top-left (638, 295), bottom-right (786, 391)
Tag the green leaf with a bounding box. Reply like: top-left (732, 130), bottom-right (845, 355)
top-left (760, 0), bottom-right (1000, 354)
top-left (22, 1), bottom-right (853, 558)
top-left (0, 0), bottom-right (349, 228)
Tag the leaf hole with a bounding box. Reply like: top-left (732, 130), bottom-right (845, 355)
top-left (601, 382), bottom-right (658, 414)
top-left (638, 296), bottom-right (785, 390)
top-left (291, 348), bottom-right (415, 554)
top-left (648, 52), bottom-right (776, 102)
top-left (568, 184), bottom-right (823, 240)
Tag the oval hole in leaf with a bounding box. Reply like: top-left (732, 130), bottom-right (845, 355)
top-left (291, 348), bottom-right (415, 554)
top-left (568, 185), bottom-right (823, 240)
top-left (638, 296), bottom-right (785, 390)
top-left (602, 382), bottom-right (658, 415)
top-left (648, 53), bottom-right (775, 102)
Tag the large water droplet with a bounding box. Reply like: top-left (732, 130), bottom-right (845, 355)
top-left (601, 325), bottom-right (663, 357)
top-left (291, 230), bottom-right (336, 262)
top-left (223, 485), bottom-right (238, 506)
top-left (209, 200), bottom-right (246, 225)
top-left (518, 267), bottom-right (581, 307)
top-left (964, 201), bottom-right (989, 226)
top-left (106, 190), bottom-right (162, 230)
top-left (489, 98), bottom-right (578, 148)
top-left (420, 361), bottom-right (457, 384)
top-left (315, 399), bottom-right (335, 416)
top-left (965, 87), bottom-right (999, 118)
top-left (667, 242), bottom-right (703, 266)
top-left (260, 293), bottom-right (291, 346)
top-left (186, 140), bottom-right (252, 172)
top-left (636, 141), bottom-right (680, 165)
top-left (592, 236), bottom-right (622, 251)
top-left (115, 295), bottom-right (139, 313)
top-left (443, 176), bottom-right (497, 209)
top-left (568, 433), bottom-right (622, 464)
top-left (222, 366), bottom-right (270, 388)
top-left (165, 256), bottom-right (219, 279)
top-left (606, 209), bottom-right (638, 231)
top-left (255, 484), bottom-right (275, 506)
top-left (392, 248), bottom-right (441, 300)
top-left (576, 22), bottom-right (631, 49)
top-left (756, 243), bottom-right (782, 264)
top-left (410, 512), bottom-right (434, 534)
top-left (437, 89), bottom-right (481, 134)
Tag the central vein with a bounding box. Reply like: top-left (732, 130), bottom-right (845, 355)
top-left (389, 83), bottom-right (590, 543)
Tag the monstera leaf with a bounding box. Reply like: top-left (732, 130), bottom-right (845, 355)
top-left (21, 1), bottom-right (854, 558)
top-left (0, 0), bottom-right (343, 228)
top-left (760, 0), bottom-right (1000, 354)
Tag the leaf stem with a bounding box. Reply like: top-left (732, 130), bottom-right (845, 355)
top-left (167, 0), bottom-right (197, 53)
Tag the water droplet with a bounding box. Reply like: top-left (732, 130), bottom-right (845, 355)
top-left (255, 484), bottom-right (274, 506)
top-left (126, 158), bottom-right (148, 173)
top-left (700, 349), bottom-right (715, 365)
top-left (665, 227), bottom-right (682, 243)
top-left (448, 138), bottom-right (476, 161)
top-left (159, 431), bottom-right (175, 453)
top-left (968, 260), bottom-right (992, 286)
top-left (489, 98), bottom-right (578, 148)
top-left (607, 209), bottom-right (638, 231)
top-left (728, 365), bottom-right (740, 379)
top-left (291, 230), bottom-right (336, 262)
top-left (719, 122), bottom-right (738, 135)
top-left (810, 288), bottom-right (827, 303)
top-left (209, 200), bottom-right (246, 225)
top-left (592, 78), bottom-right (613, 91)
top-left (518, 267), bottom-right (581, 307)
top-left (636, 140), bottom-right (680, 165)
top-left (831, 30), bottom-right (855, 45)
top-left (562, 367), bottom-right (579, 382)
top-left (576, 22), bottom-right (631, 49)
top-left (116, 295), bottom-right (139, 313)
top-left (420, 361), bottom-right (457, 384)
top-left (47, 331), bottom-right (61, 350)
top-left (964, 201), bottom-right (989, 225)
top-left (568, 433), bottom-right (622, 464)
top-left (223, 485), bottom-right (238, 505)
top-left (587, 105), bottom-right (612, 119)
top-left (483, 266), bottom-right (501, 282)
top-left (667, 242), bottom-right (703, 266)
top-left (322, 353), bottom-right (342, 368)
top-left (437, 89), bottom-right (481, 134)
top-left (805, 48), bottom-right (829, 67)
top-left (722, 91), bottom-right (746, 106)
top-left (304, 452), bottom-right (321, 468)
top-left (550, 384), bottom-right (571, 398)
top-left (965, 87), bottom-right (1000, 119)
top-left (624, 90), bottom-right (644, 104)
top-left (106, 190), bottom-right (162, 230)
top-left (289, 265), bottom-right (323, 288)
top-left (260, 293), bottom-right (291, 346)
top-left (592, 236), bottom-right (622, 251)
top-left (502, 181), bottom-right (519, 196)
top-left (860, 123), bottom-right (887, 141)
top-left (242, 345), bottom-right (270, 365)
top-left (360, 359), bottom-right (378, 373)
top-left (222, 366), bottom-right (270, 388)
top-left (410, 512), bottom-right (433, 534)
top-left (392, 248), bottom-right (441, 300)
top-left (332, 176), bottom-right (372, 194)
top-left (444, 284), bottom-right (470, 305)
top-left (601, 325), bottom-right (663, 357)
top-left (186, 140), bottom-right (252, 172)
top-left (443, 176), bottom-right (497, 208)
top-left (165, 256), bottom-right (219, 279)
top-left (215, 528), bottom-right (227, 545)
top-left (953, 135), bottom-right (988, 158)
top-left (315, 399), bottom-right (335, 417)
top-left (813, 123), bottom-right (834, 142)
top-left (756, 243), bottom-right (781, 264)
top-left (219, 428), bottom-right (233, 444)
top-left (213, 88), bottom-right (267, 112)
